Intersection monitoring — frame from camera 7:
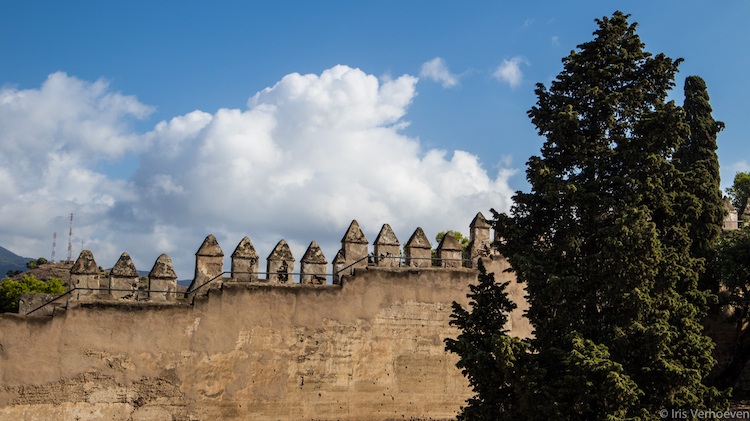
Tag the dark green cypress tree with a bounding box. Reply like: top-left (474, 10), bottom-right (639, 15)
top-left (483, 12), bottom-right (727, 419)
top-left (445, 260), bottom-right (527, 420)
top-left (674, 76), bottom-right (725, 295)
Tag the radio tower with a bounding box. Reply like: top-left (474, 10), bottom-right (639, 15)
top-left (67, 213), bottom-right (73, 263)
top-left (51, 232), bottom-right (57, 263)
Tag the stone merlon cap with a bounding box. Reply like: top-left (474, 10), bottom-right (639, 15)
top-left (374, 224), bottom-right (399, 246)
top-left (437, 232), bottom-right (462, 251)
top-left (71, 250), bottom-right (98, 275)
top-left (149, 254), bottom-right (177, 279)
top-left (268, 240), bottom-right (295, 261)
top-left (301, 241), bottom-right (327, 264)
top-left (232, 236), bottom-right (258, 259)
top-left (341, 220), bottom-right (368, 244)
top-left (723, 196), bottom-right (737, 213)
top-left (405, 227), bottom-right (431, 250)
top-left (470, 212), bottom-right (490, 229)
top-left (196, 234), bottom-right (224, 257)
top-left (333, 249), bottom-right (345, 264)
top-left (111, 252), bottom-right (138, 277)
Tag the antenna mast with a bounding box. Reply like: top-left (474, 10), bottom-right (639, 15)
top-left (67, 213), bottom-right (73, 263)
top-left (51, 232), bottom-right (57, 263)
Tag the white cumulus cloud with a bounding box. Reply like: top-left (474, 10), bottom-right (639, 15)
top-left (0, 72), bottom-right (152, 250)
top-left (419, 57), bottom-right (459, 88)
top-left (0, 66), bottom-right (515, 278)
top-left (493, 56), bottom-right (529, 88)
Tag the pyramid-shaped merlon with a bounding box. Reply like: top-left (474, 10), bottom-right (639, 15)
top-left (267, 240), bottom-right (295, 284)
top-left (374, 224), bottom-right (400, 267)
top-left (149, 253), bottom-right (177, 301)
top-left (71, 250), bottom-right (98, 275)
top-left (192, 235), bottom-right (225, 292)
top-left (111, 252), bottom-right (138, 277)
top-left (470, 212), bottom-right (490, 228)
top-left (342, 220), bottom-right (368, 244)
top-left (405, 227), bottom-right (431, 249)
top-left (196, 234), bottom-right (224, 257)
top-left (267, 239), bottom-right (295, 261)
top-left (231, 237), bottom-right (259, 282)
top-left (301, 241), bottom-right (327, 264)
top-left (150, 254), bottom-right (177, 279)
top-left (404, 227), bottom-right (431, 267)
top-left (110, 252), bottom-right (138, 300)
top-left (301, 241), bottom-right (327, 285)
top-left (70, 250), bottom-right (100, 298)
top-left (232, 236), bottom-right (258, 259)
top-left (437, 232), bottom-right (462, 251)
top-left (332, 249), bottom-right (346, 285)
top-left (333, 249), bottom-right (345, 264)
top-left (437, 233), bottom-right (463, 268)
top-left (374, 224), bottom-right (399, 246)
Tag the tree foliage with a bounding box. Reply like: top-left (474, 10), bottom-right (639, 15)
top-left (445, 260), bottom-right (528, 420)
top-left (714, 225), bottom-right (750, 388)
top-left (727, 172), bottom-right (750, 213)
top-left (0, 274), bottom-right (65, 313)
top-left (448, 11), bottom-right (726, 420)
top-left (674, 76), bottom-right (725, 293)
top-left (23, 257), bottom-right (49, 271)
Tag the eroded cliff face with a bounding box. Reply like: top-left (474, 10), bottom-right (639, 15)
top-left (0, 261), bottom-right (526, 421)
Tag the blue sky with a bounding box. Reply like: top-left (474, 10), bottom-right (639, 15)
top-left (1, 1), bottom-right (748, 277)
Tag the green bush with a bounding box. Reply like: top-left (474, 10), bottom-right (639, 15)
top-left (0, 275), bottom-right (66, 313)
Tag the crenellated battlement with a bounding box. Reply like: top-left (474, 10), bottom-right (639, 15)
top-left (25, 212), bottom-right (501, 314)
top-left (3, 206), bottom-right (748, 420)
top-left (1, 212), bottom-right (529, 421)
top-left (723, 195), bottom-right (750, 231)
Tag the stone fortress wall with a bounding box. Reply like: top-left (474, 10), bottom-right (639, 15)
top-left (0, 212), bottom-right (531, 421)
top-left (722, 196), bottom-right (750, 231)
top-left (0, 199), bottom-right (746, 421)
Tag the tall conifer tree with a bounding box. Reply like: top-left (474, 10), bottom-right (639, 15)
top-left (445, 261), bottom-right (527, 420)
top-left (674, 76), bottom-right (725, 294)
top-left (451, 12), bottom-right (727, 419)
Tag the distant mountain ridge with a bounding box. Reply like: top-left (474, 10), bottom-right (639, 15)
top-left (1, 245), bottom-right (192, 286)
top-left (0, 245), bottom-right (35, 278)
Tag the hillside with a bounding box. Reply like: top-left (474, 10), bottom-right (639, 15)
top-left (8, 263), bottom-right (73, 284)
top-left (0, 246), bottom-right (35, 278)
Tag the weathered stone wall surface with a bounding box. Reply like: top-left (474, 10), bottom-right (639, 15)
top-left (0, 264), bottom-right (518, 421)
